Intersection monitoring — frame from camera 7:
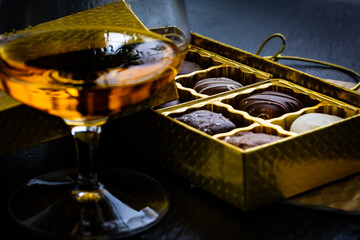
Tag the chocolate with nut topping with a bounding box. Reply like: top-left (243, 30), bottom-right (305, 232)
top-left (174, 110), bottom-right (236, 135)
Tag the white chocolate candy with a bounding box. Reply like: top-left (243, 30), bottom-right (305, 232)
top-left (290, 113), bottom-right (343, 133)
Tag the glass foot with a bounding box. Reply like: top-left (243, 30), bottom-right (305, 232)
top-left (8, 168), bottom-right (169, 239)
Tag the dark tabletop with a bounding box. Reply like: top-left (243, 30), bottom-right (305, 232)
top-left (1, 0), bottom-right (360, 239)
top-left (186, 0), bottom-right (360, 85)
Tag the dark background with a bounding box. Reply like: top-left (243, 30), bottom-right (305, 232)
top-left (1, 0), bottom-right (360, 239)
top-left (185, 0), bottom-right (360, 84)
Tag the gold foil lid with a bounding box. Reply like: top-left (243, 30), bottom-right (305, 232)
top-left (28, 0), bottom-right (147, 32)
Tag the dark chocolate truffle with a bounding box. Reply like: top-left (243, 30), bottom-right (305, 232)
top-left (177, 61), bottom-right (203, 75)
top-left (174, 110), bottom-right (236, 135)
top-left (193, 77), bottom-right (243, 95)
top-left (223, 131), bottom-right (283, 149)
top-left (238, 91), bottom-right (303, 119)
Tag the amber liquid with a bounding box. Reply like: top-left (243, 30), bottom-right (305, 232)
top-left (0, 27), bottom-right (182, 123)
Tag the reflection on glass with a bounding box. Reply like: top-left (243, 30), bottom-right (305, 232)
top-left (1, 0), bottom-right (190, 239)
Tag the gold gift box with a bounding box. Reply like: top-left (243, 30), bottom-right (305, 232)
top-left (136, 32), bottom-right (360, 211)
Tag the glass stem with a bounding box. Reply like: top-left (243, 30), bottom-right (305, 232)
top-left (71, 125), bottom-right (102, 189)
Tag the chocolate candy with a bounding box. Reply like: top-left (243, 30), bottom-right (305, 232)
top-left (177, 61), bottom-right (203, 75)
top-left (238, 91), bottom-right (303, 119)
top-left (223, 131), bottom-right (283, 150)
top-left (193, 77), bottom-right (243, 95)
top-left (290, 113), bottom-right (343, 133)
top-left (174, 110), bottom-right (236, 135)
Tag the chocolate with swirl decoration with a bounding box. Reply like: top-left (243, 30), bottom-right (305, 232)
top-left (193, 77), bottom-right (243, 95)
top-left (238, 91), bottom-right (303, 119)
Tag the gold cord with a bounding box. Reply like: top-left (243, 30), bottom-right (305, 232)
top-left (256, 33), bottom-right (360, 91)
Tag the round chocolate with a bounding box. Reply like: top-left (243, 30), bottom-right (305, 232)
top-left (238, 91), bottom-right (303, 119)
top-left (290, 113), bottom-right (343, 133)
top-left (174, 110), bottom-right (236, 135)
top-left (193, 77), bottom-right (243, 95)
top-left (223, 131), bottom-right (283, 150)
top-left (177, 61), bottom-right (203, 75)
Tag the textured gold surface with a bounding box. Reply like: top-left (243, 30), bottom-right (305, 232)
top-left (285, 80), bottom-right (360, 214)
top-left (151, 33), bottom-right (360, 211)
top-left (24, 1), bottom-right (146, 32)
top-left (157, 78), bottom-right (360, 210)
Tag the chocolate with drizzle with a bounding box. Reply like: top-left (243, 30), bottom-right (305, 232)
top-left (194, 77), bottom-right (243, 95)
top-left (238, 91), bottom-right (303, 119)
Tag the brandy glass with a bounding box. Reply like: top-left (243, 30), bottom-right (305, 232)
top-left (0, 0), bottom-right (190, 239)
